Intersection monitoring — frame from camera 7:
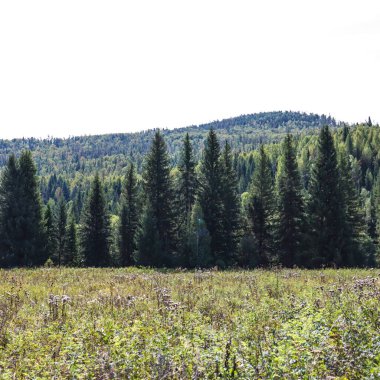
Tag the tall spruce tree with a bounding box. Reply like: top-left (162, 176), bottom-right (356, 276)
top-left (338, 149), bottom-right (369, 266)
top-left (248, 145), bottom-right (275, 266)
top-left (220, 141), bottom-right (240, 265)
top-left (56, 200), bottom-right (67, 266)
top-left (308, 126), bottom-right (344, 267)
top-left (141, 131), bottom-right (177, 266)
top-left (177, 133), bottom-right (197, 266)
top-left (79, 173), bottom-right (110, 267)
top-left (17, 151), bottom-right (47, 266)
top-left (119, 163), bottom-right (139, 266)
top-left (276, 134), bottom-right (305, 267)
top-left (198, 129), bottom-right (224, 264)
top-left (178, 133), bottom-right (197, 221)
top-left (0, 155), bottom-right (20, 265)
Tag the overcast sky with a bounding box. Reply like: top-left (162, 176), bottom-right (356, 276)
top-left (0, 1), bottom-right (379, 139)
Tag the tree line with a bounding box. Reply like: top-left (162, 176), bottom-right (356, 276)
top-left (0, 125), bottom-right (377, 268)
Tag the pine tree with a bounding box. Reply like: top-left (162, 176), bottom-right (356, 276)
top-left (141, 131), bottom-right (177, 266)
top-left (79, 173), bottom-right (110, 267)
top-left (308, 126), bottom-right (344, 267)
top-left (119, 163), bottom-right (139, 266)
top-left (276, 134), bottom-right (305, 267)
top-left (43, 203), bottom-right (57, 261)
top-left (220, 141), bottom-right (240, 265)
top-left (198, 129), bottom-right (224, 265)
top-left (56, 200), bottom-right (67, 266)
top-left (63, 215), bottom-right (78, 266)
top-left (248, 145), bottom-right (275, 266)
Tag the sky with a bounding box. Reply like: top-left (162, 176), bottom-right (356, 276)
top-left (0, 1), bottom-right (379, 139)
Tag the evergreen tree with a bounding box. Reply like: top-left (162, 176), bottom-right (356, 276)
top-left (198, 129), bottom-right (225, 265)
top-left (308, 126), bottom-right (344, 267)
top-left (43, 203), bottom-right (57, 261)
top-left (220, 141), bottom-right (240, 265)
top-left (17, 151), bottom-right (47, 266)
top-left (119, 163), bottom-right (139, 266)
top-left (177, 133), bottom-right (197, 266)
top-left (276, 134), bottom-right (305, 267)
top-left (63, 215), bottom-right (78, 266)
top-left (79, 173), bottom-right (110, 267)
top-left (0, 155), bottom-right (19, 265)
top-left (56, 200), bottom-right (67, 266)
top-left (248, 145), bottom-right (275, 266)
top-left (338, 149), bottom-right (369, 266)
top-left (141, 131), bottom-right (177, 265)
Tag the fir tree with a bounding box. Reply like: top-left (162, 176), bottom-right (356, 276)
top-left (56, 200), bottom-right (67, 267)
top-left (248, 145), bottom-right (275, 266)
top-left (220, 141), bottom-right (240, 265)
top-left (276, 134), bottom-right (305, 267)
top-left (119, 163), bottom-right (139, 266)
top-left (16, 151), bottom-right (47, 266)
top-left (79, 173), bottom-right (110, 267)
top-left (0, 155), bottom-right (19, 265)
top-left (308, 126), bottom-right (344, 267)
top-left (142, 131), bottom-right (177, 265)
top-left (177, 133), bottom-right (197, 266)
top-left (198, 129), bottom-right (224, 264)
top-left (63, 215), bottom-right (78, 266)
top-left (338, 149), bottom-right (371, 266)
top-left (178, 133), bottom-right (197, 221)
top-left (43, 203), bottom-right (57, 261)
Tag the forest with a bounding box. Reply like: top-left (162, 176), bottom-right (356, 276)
top-left (0, 111), bottom-right (378, 269)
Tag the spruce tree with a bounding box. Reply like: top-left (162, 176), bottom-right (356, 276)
top-left (220, 141), bottom-right (240, 265)
top-left (119, 163), bottom-right (139, 266)
top-left (63, 215), bottom-right (78, 266)
top-left (178, 133), bottom-right (197, 221)
top-left (43, 203), bottom-right (57, 261)
top-left (17, 151), bottom-right (47, 266)
top-left (56, 200), bottom-right (67, 266)
top-left (0, 155), bottom-right (19, 265)
top-left (141, 131), bottom-right (177, 265)
top-left (338, 149), bottom-right (369, 266)
top-left (308, 126), bottom-right (344, 267)
top-left (79, 173), bottom-right (110, 267)
top-left (198, 129), bottom-right (224, 264)
top-left (276, 134), bottom-right (305, 267)
top-left (177, 133), bottom-right (197, 266)
top-left (248, 145), bottom-right (275, 266)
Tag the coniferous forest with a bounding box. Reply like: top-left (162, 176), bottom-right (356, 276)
top-left (0, 112), bottom-right (378, 268)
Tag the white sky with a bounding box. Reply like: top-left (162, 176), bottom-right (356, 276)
top-left (0, 1), bottom-right (379, 139)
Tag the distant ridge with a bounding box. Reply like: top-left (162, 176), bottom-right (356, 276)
top-left (0, 111), bottom-right (337, 175)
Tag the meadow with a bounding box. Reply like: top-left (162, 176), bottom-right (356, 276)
top-left (0, 268), bottom-right (379, 379)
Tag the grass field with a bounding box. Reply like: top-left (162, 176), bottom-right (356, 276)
top-left (0, 268), bottom-right (379, 379)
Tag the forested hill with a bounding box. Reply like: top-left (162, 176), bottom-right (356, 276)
top-left (0, 111), bottom-right (336, 176)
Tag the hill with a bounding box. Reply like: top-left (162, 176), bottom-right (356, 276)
top-left (0, 111), bottom-right (336, 177)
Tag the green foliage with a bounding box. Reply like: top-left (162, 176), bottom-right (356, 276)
top-left (141, 131), bottom-right (177, 266)
top-left (276, 134), bottom-right (306, 267)
top-left (308, 126), bottom-right (345, 267)
top-left (79, 173), bottom-right (111, 267)
top-left (119, 164), bottom-right (139, 266)
top-left (0, 152), bottom-right (46, 266)
top-left (198, 129), bottom-right (225, 265)
top-left (247, 145), bottom-right (275, 266)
